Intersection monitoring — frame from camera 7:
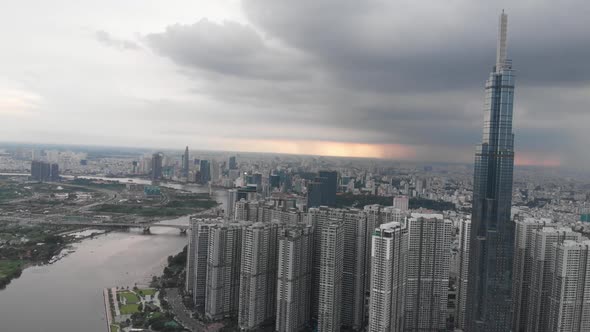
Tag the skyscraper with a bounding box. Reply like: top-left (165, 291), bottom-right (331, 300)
top-left (151, 152), bottom-right (163, 180)
top-left (199, 160), bottom-right (210, 184)
top-left (229, 156), bottom-right (237, 170)
top-left (182, 146), bottom-right (190, 178)
top-left (466, 11), bottom-right (517, 332)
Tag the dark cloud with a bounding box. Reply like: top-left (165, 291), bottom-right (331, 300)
top-left (143, 0), bottom-right (590, 167)
top-left (95, 30), bottom-right (141, 51)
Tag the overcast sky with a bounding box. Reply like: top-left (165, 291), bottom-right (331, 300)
top-left (0, 0), bottom-right (588, 168)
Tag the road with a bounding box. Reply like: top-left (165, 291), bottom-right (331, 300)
top-left (165, 288), bottom-right (205, 332)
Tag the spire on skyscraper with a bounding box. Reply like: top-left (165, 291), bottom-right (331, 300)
top-left (496, 10), bottom-right (508, 72)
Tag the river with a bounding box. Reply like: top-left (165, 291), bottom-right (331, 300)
top-left (0, 177), bottom-right (227, 332)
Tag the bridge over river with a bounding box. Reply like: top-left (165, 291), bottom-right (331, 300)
top-left (41, 214), bottom-right (221, 234)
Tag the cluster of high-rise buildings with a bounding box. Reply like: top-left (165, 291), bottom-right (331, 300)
top-left (145, 147), bottom-right (234, 185)
top-left (187, 202), bottom-right (463, 331)
top-left (30, 160), bottom-right (59, 182)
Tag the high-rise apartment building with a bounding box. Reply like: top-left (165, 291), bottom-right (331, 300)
top-left (238, 222), bottom-right (280, 330)
top-left (455, 218), bottom-right (471, 330)
top-left (226, 189), bottom-right (238, 220)
top-left (511, 218), bottom-right (552, 332)
top-left (368, 221), bottom-right (407, 332)
top-left (205, 223), bottom-right (245, 320)
top-left (525, 227), bottom-right (581, 332)
top-left (341, 209), bottom-right (369, 330)
top-left (404, 213), bottom-right (452, 331)
top-left (546, 240), bottom-right (590, 332)
top-left (276, 225), bottom-right (313, 332)
top-left (185, 218), bottom-right (222, 311)
top-left (466, 11), bottom-right (517, 332)
top-left (317, 221), bottom-right (345, 332)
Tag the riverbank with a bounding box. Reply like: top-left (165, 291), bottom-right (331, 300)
top-left (0, 260), bottom-right (23, 289)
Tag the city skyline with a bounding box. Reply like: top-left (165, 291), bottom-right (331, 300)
top-left (1, 1), bottom-right (589, 168)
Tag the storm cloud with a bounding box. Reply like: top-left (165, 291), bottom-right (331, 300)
top-left (0, 0), bottom-right (588, 168)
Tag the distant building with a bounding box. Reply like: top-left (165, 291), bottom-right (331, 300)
top-left (199, 160), bottom-right (210, 184)
top-left (226, 189), bottom-right (238, 220)
top-left (151, 153), bottom-right (163, 180)
top-left (30, 160), bottom-right (57, 182)
top-left (229, 156), bottom-right (237, 170)
top-left (392, 196), bottom-right (409, 211)
top-left (318, 170), bottom-right (338, 206)
top-left (182, 146), bottom-right (190, 178)
top-left (306, 171), bottom-right (338, 208)
top-left (306, 180), bottom-right (323, 208)
top-left (269, 175), bottom-right (281, 189)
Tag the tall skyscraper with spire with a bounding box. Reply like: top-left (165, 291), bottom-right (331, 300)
top-left (465, 11), bottom-right (516, 332)
top-left (182, 146), bottom-right (190, 178)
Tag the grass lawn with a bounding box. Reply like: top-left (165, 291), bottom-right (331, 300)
top-left (138, 288), bottom-right (157, 297)
top-left (0, 260), bottom-right (23, 279)
top-left (119, 291), bottom-right (140, 304)
top-left (110, 324), bottom-right (120, 332)
top-left (119, 304), bottom-right (140, 315)
top-left (149, 312), bottom-right (163, 319)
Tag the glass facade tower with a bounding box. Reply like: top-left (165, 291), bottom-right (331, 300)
top-left (465, 11), bottom-right (516, 332)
